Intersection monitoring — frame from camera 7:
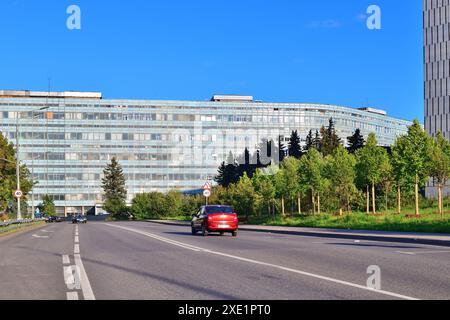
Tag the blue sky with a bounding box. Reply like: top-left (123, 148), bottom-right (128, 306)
top-left (0, 0), bottom-right (423, 121)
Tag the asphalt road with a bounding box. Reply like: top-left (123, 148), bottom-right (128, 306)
top-left (1, 221), bottom-right (449, 300)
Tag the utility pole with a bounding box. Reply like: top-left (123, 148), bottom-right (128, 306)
top-left (15, 112), bottom-right (22, 220)
top-left (14, 107), bottom-right (50, 220)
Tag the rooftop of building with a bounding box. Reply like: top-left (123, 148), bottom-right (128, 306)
top-left (0, 90), bottom-right (393, 118)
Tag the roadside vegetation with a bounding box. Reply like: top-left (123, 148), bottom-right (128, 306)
top-left (106, 119), bottom-right (450, 234)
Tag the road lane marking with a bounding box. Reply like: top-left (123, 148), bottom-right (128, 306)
top-left (32, 234), bottom-right (49, 239)
top-left (42, 230), bottom-right (55, 233)
top-left (106, 224), bottom-right (202, 252)
top-left (396, 251), bottom-right (416, 255)
top-left (75, 236), bottom-right (79, 243)
top-left (66, 292), bottom-right (79, 300)
top-left (62, 255), bottom-right (70, 265)
top-left (74, 253), bottom-right (95, 300)
top-left (106, 223), bottom-right (419, 300)
top-left (74, 244), bottom-right (80, 254)
top-left (397, 250), bottom-right (450, 255)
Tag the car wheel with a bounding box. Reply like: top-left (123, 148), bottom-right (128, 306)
top-left (202, 225), bottom-right (209, 237)
top-left (232, 230), bottom-right (238, 237)
top-left (191, 227), bottom-right (197, 235)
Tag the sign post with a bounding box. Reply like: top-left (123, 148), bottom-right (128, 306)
top-left (14, 190), bottom-right (23, 199)
top-left (202, 182), bottom-right (212, 205)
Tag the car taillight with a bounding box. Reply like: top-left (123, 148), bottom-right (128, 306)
top-left (233, 214), bottom-right (238, 222)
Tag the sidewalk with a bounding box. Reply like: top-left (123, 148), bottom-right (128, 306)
top-left (147, 220), bottom-right (450, 247)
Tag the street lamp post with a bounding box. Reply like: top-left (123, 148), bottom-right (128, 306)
top-left (15, 113), bottom-right (22, 220)
top-left (15, 107), bottom-right (50, 220)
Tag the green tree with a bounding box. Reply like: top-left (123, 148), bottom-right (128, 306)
top-left (298, 148), bottom-right (327, 215)
top-left (102, 157), bottom-right (128, 218)
top-left (392, 120), bottom-right (432, 216)
top-left (312, 130), bottom-right (322, 151)
top-left (304, 130), bottom-right (314, 153)
top-left (231, 173), bottom-right (261, 219)
top-left (215, 152), bottom-right (239, 187)
top-left (39, 195), bottom-right (56, 216)
top-left (165, 190), bottom-right (184, 216)
top-left (355, 133), bottom-right (390, 214)
top-left (275, 157), bottom-right (301, 215)
top-left (288, 130), bottom-right (302, 159)
top-left (0, 132), bottom-right (34, 217)
top-left (131, 192), bottom-right (170, 219)
top-left (324, 146), bottom-right (357, 214)
top-left (347, 129), bottom-right (365, 154)
top-left (252, 169), bottom-right (276, 216)
top-left (320, 118), bottom-right (342, 156)
top-left (379, 156), bottom-right (395, 211)
top-left (429, 132), bottom-right (450, 217)
top-left (392, 136), bottom-right (410, 214)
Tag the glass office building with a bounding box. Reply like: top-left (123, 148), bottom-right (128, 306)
top-left (0, 90), bottom-right (411, 215)
top-left (424, 0), bottom-right (450, 196)
top-left (424, 0), bottom-right (450, 139)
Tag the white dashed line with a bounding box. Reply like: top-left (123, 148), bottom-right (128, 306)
top-left (106, 223), bottom-right (419, 301)
top-left (32, 234), bottom-right (49, 239)
top-left (74, 244), bottom-right (80, 254)
top-left (74, 236), bottom-right (79, 243)
top-left (62, 255), bottom-right (70, 265)
top-left (66, 292), bottom-right (79, 300)
top-left (397, 250), bottom-right (450, 255)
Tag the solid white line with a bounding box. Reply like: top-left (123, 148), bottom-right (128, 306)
top-left (62, 255), bottom-right (70, 265)
top-left (74, 244), bottom-right (80, 254)
top-left (396, 251), bottom-right (416, 255)
top-left (106, 224), bottom-right (202, 252)
top-left (105, 224), bottom-right (419, 300)
top-left (75, 236), bottom-right (79, 243)
top-left (74, 254), bottom-right (95, 300)
top-left (66, 292), bottom-right (79, 300)
top-left (398, 250), bottom-right (450, 255)
top-left (32, 234), bottom-right (49, 239)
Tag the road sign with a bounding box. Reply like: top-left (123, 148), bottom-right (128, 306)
top-left (203, 189), bottom-right (211, 198)
top-left (14, 190), bottom-right (23, 199)
top-left (202, 182), bottom-right (212, 191)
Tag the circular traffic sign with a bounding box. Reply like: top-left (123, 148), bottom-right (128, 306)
top-left (14, 190), bottom-right (23, 198)
top-left (203, 189), bottom-right (211, 198)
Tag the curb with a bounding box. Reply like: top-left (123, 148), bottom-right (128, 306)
top-left (146, 220), bottom-right (450, 247)
top-left (0, 222), bottom-right (46, 241)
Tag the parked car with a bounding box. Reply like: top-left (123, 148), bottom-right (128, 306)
top-left (45, 216), bottom-right (57, 223)
top-left (72, 215), bottom-right (87, 224)
top-left (191, 205), bottom-right (238, 237)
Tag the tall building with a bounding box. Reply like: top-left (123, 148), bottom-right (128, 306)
top-left (0, 90), bottom-right (411, 215)
top-left (424, 0), bottom-right (450, 139)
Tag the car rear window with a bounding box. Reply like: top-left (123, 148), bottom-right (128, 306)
top-left (205, 206), bottom-right (234, 214)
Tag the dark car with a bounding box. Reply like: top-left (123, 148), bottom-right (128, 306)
top-left (72, 215), bottom-right (87, 224)
top-left (191, 205), bottom-right (238, 237)
top-left (45, 216), bottom-right (57, 223)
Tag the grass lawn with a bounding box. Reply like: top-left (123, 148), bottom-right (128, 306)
top-left (246, 207), bottom-right (450, 234)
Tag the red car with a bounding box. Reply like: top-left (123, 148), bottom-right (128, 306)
top-left (191, 205), bottom-right (238, 237)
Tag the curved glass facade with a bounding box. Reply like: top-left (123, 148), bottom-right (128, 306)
top-left (0, 92), bottom-right (411, 214)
